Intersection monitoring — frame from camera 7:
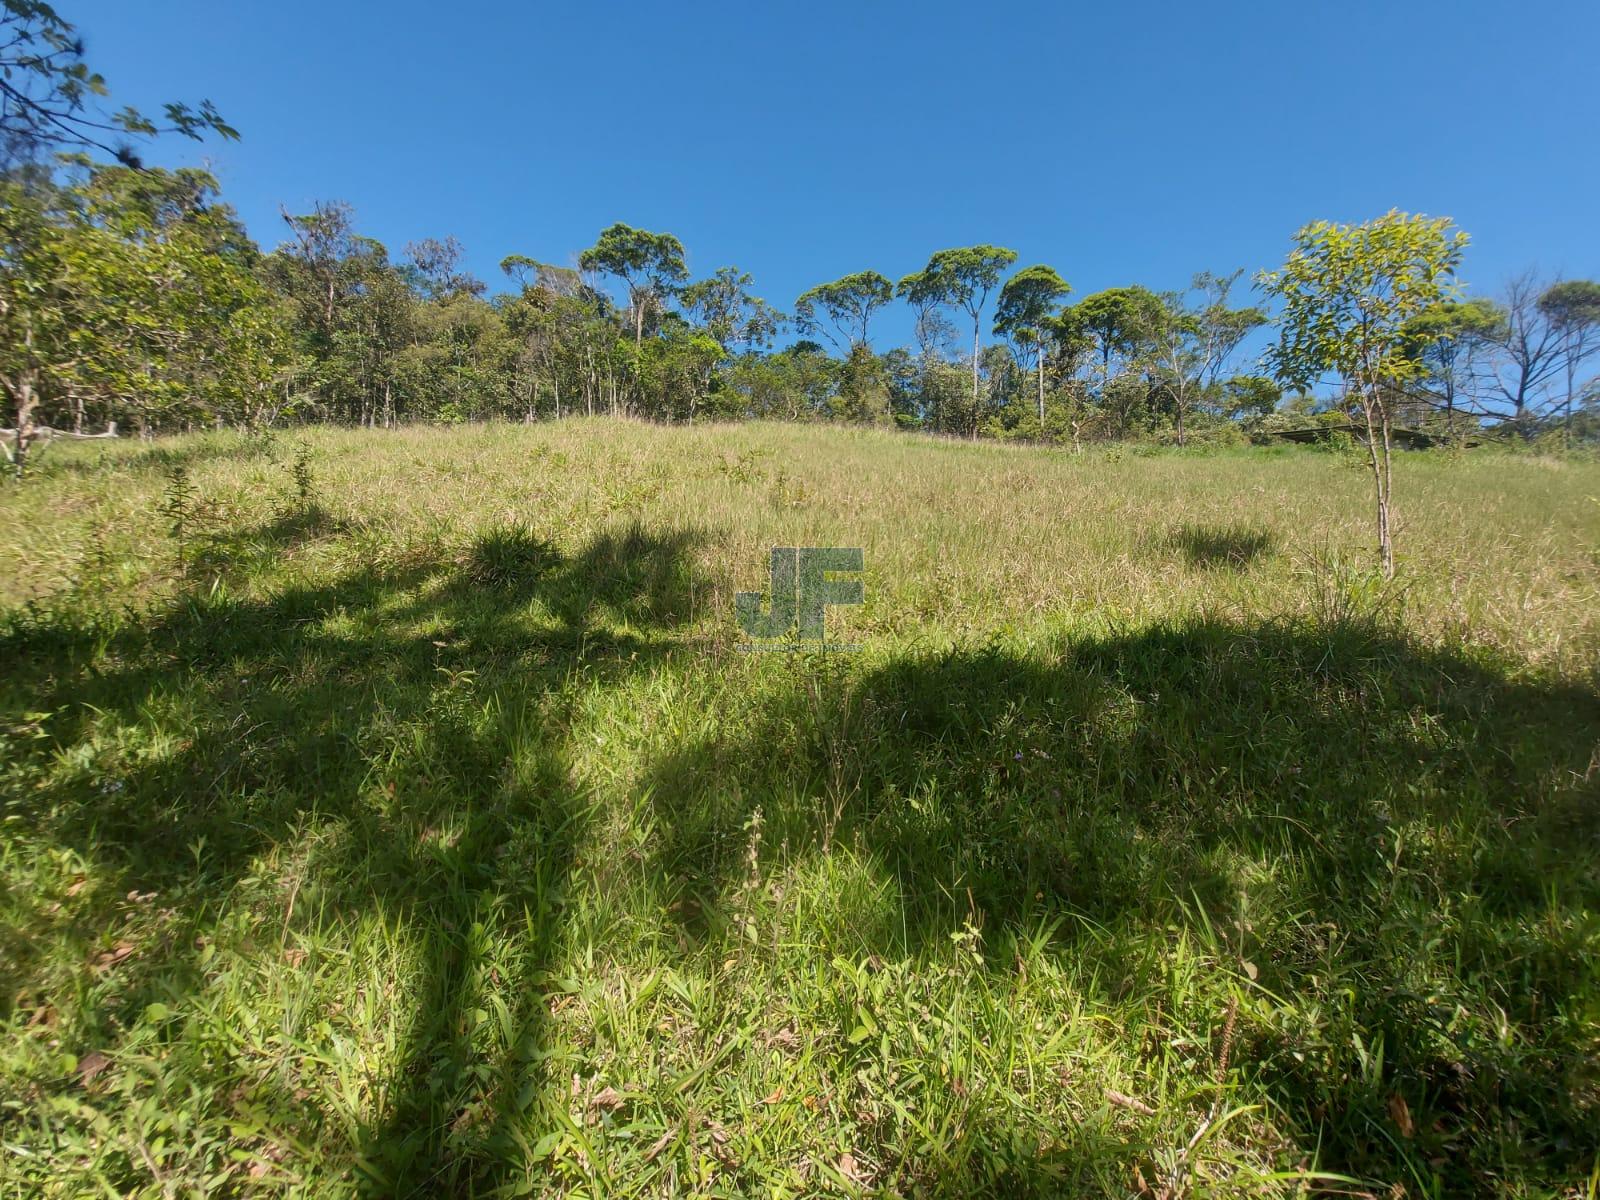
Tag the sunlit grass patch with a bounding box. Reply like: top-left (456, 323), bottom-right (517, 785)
top-left (2, 422), bottom-right (1598, 1196)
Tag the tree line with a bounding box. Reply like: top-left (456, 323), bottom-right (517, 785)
top-left (2, 0), bottom-right (1598, 488)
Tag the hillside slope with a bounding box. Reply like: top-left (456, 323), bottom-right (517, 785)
top-left (2, 423), bottom-right (1598, 1196)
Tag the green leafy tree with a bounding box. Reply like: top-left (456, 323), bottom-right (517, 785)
top-left (723, 341), bottom-right (838, 422)
top-left (994, 264), bottom-right (1070, 425)
top-left (265, 203), bottom-right (413, 424)
top-left (1151, 271), bottom-right (1266, 445)
top-left (1537, 280), bottom-right (1600, 444)
top-left (1073, 286), bottom-right (1164, 377)
top-left (835, 344), bottom-right (892, 425)
top-left (68, 164), bottom-right (285, 432)
top-left (0, 0), bottom-right (236, 168)
top-left (1260, 210), bottom-right (1469, 577)
top-left (1063, 287), bottom-right (1164, 439)
top-left (898, 245), bottom-right (1017, 436)
top-left (1, 162), bottom-right (288, 469)
top-left (793, 271), bottom-right (893, 352)
top-left (0, 179), bottom-right (71, 471)
top-left (681, 266), bottom-right (784, 352)
top-left (578, 222), bottom-right (687, 350)
top-left (1401, 297), bottom-right (1503, 439)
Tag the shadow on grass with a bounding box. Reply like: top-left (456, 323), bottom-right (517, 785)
top-left (23, 430), bottom-right (282, 481)
top-left (640, 620), bottom-right (1600, 1192)
top-left (0, 518), bottom-right (710, 1195)
top-left (192, 503), bottom-right (348, 576)
top-left (1167, 523), bottom-right (1276, 569)
top-left (3, 515), bottom-right (1598, 1196)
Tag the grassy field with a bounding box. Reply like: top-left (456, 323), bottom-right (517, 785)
top-left (2, 420), bottom-right (1598, 1198)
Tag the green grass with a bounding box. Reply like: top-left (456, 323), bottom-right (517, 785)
top-left (2, 420), bottom-right (1598, 1197)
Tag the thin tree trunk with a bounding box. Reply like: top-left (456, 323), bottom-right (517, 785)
top-left (1358, 390), bottom-right (1395, 580)
top-left (10, 322), bottom-right (39, 477)
top-left (1037, 351), bottom-right (1045, 428)
top-left (971, 316), bottom-right (981, 439)
top-left (10, 369), bottom-right (37, 478)
top-left (1564, 344), bottom-right (1576, 449)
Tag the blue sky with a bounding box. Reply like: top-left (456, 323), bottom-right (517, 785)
top-left (72, 0), bottom-right (1599, 349)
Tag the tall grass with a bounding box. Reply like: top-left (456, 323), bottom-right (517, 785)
top-left (2, 421), bottom-right (1597, 1197)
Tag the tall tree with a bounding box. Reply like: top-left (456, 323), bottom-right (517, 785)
top-left (793, 271), bottom-right (893, 352)
top-left (1151, 271), bottom-right (1266, 445)
top-left (898, 246), bottom-right (1017, 436)
top-left (1537, 280), bottom-right (1600, 445)
top-left (1068, 286), bottom-right (1163, 438)
top-left (578, 222), bottom-right (687, 349)
top-left (994, 264), bottom-right (1070, 426)
top-left (681, 266), bottom-right (784, 352)
top-left (1486, 272), bottom-right (1564, 435)
top-left (1401, 297), bottom-right (1502, 439)
top-left (1261, 210), bottom-right (1468, 578)
top-left (0, 179), bottom-right (70, 471)
top-left (404, 236), bottom-right (484, 301)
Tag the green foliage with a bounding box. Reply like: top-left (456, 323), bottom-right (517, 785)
top-left (155, 460), bottom-right (196, 573)
top-left (288, 440), bottom-right (315, 506)
top-left (1071, 285), bottom-right (1166, 366)
top-left (793, 270), bottom-right (894, 351)
top-left (993, 263), bottom-right (1070, 345)
top-left (680, 266), bottom-right (783, 353)
top-left (898, 245), bottom-right (1017, 314)
top-left (464, 520), bottom-right (560, 590)
top-left (1260, 211), bottom-right (1469, 395)
top-left (1538, 279), bottom-right (1600, 329)
top-left (0, 163), bottom-right (284, 469)
top-left (0, 0), bottom-right (236, 167)
top-left (1260, 211), bottom-right (1470, 574)
top-left (578, 222), bottom-right (688, 347)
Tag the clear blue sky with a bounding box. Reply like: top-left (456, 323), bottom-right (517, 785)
top-left (72, 0), bottom-right (1600, 348)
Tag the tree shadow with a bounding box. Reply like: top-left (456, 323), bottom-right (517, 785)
top-left (22, 431), bottom-right (280, 482)
top-left (639, 618), bottom-right (1600, 1191)
top-left (192, 503), bottom-right (349, 577)
top-left (0, 518), bottom-right (711, 1195)
top-left (1166, 523), bottom-right (1276, 570)
top-left (7, 515), bottom-right (1599, 1195)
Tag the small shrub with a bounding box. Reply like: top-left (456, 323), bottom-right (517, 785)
top-left (157, 462), bottom-right (198, 575)
top-left (1302, 542), bottom-right (1407, 630)
top-left (289, 441), bottom-right (316, 507)
top-left (464, 521), bottom-right (559, 590)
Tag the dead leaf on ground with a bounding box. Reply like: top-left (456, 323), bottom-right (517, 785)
top-left (76, 1051), bottom-right (111, 1086)
top-left (1107, 1090), bottom-right (1157, 1116)
top-left (1388, 1093), bottom-right (1414, 1138)
top-left (837, 1152), bottom-right (872, 1184)
top-left (588, 1086), bottom-right (624, 1114)
top-left (92, 941), bottom-right (134, 972)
